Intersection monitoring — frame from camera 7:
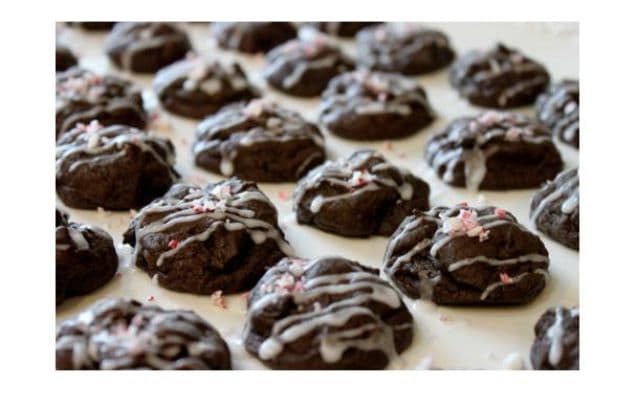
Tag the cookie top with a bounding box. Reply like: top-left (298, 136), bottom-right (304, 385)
top-left (194, 99), bottom-right (325, 182)
top-left (530, 168), bottom-right (579, 250)
top-left (536, 79), bottom-right (579, 148)
top-left (56, 43), bottom-right (77, 72)
top-left (356, 23), bottom-right (455, 75)
top-left (294, 149), bottom-right (430, 237)
top-left (56, 67), bottom-right (147, 136)
top-left (264, 30), bottom-right (354, 97)
top-left (307, 22), bottom-right (380, 37)
top-left (243, 256), bottom-right (414, 369)
top-left (425, 111), bottom-right (563, 190)
top-left (212, 22), bottom-right (297, 53)
top-left (56, 298), bottom-right (231, 370)
top-left (383, 205), bottom-right (550, 305)
top-left (530, 306), bottom-right (579, 370)
top-left (105, 22), bottom-right (192, 73)
top-left (56, 122), bottom-right (178, 210)
top-left (450, 43), bottom-right (550, 108)
top-left (153, 56), bottom-right (259, 119)
top-left (56, 213), bottom-right (118, 305)
top-left (319, 69), bottom-right (436, 140)
top-left (123, 179), bottom-right (292, 294)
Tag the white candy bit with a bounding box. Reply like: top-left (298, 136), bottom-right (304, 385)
top-left (443, 208), bottom-right (489, 241)
top-left (348, 170), bottom-right (374, 187)
top-left (244, 99), bottom-right (267, 118)
top-left (478, 229), bottom-right (490, 242)
top-left (266, 117), bottom-right (283, 128)
top-left (564, 101), bottom-right (578, 114)
top-left (365, 75), bottom-right (389, 95)
top-left (188, 62), bottom-right (208, 82)
top-left (288, 258), bottom-right (306, 277)
top-left (505, 127), bottom-right (523, 142)
top-left (211, 184), bottom-right (232, 200)
top-left (442, 216), bottom-right (464, 234)
top-left (87, 133), bottom-right (100, 148)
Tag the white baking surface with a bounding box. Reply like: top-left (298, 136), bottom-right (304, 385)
top-left (55, 22), bottom-right (579, 370)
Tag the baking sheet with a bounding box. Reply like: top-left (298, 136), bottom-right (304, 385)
top-left (55, 22), bottom-right (579, 370)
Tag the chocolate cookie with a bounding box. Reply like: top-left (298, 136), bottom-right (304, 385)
top-left (56, 43), bottom-right (77, 72)
top-left (123, 179), bottom-right (292, 294)
top-left (56, 122), bottom-right (178, 210)
top-left (56, 298), bottom-right (231, 369)
top-left (530, 306), bottom-right (579, 370)
top-left (307, 22), bottom-right (380, 37)
top-left (105, 22), bottom-right (192, 73)
top-left (56, 67), bottom-right (147, 137)
top-left (530, 168), bottom-right (579, 250)
top-left (153, 56), bottom-right (259, 119)
top-left (264, 30), bottom-right (354, 97)
top-left (243, 256), bottom-right (414, 369)
top-left (294, 149), bottom-right (430, 237)
top-left (450, 43), bottom-right (550, 108)
top-left (425, 111), bottom-right (563, 190)
top-left (194, 99), bottom-right (325, 182)
top-left (536, 79), bottom-right (579, 148)
top-left (212, 22), bottom-right (297, 54)
top-left (356, 23), bottom-right (455, 75)
top-left (383, 205), bottom-right (550, 305)
top-left (67, 22), bottom-right (116, 31)
top-left (319, 69), bottom-right (435, 140)
top-left (56, 210), bottom-right (118, 305)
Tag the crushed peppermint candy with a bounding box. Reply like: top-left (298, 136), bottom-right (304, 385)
top-left (494, 208), bottom-right (508, 218)
top-left (382, 141), bottom-right (394, 152)
top-left (210, 290), bottom-right (227, 309)
top-left (442, 209), bottom-right (490, 241)
top-left (147, 295), bottom-right (155, 302)
top-left (477, 111), bottom-right (502, 127)
top-left (348, 169), bottom-right (374, 188)
top-left (211, 184), bottom-right (232, 200)
top-left (75, 120), bottom-right (104, 134)
top-left (277, 190), bottom-right (290, 202)
top-left (499, 272), bottom-right (513, 284)
top-left (168, 239), bottom-right (180, 249)
top-left (264, 271), bottom-right (307, 295)
top-left (504, 127), bottom-right (523, 142)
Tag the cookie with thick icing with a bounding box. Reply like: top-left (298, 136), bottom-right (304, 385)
top-left (425, 111), bottom-right (563, 190)
top-left (243, 256), bottom-right (414, 369)
top-left (56, 210), bottom-right (118, 305)
top-left (194, 99), bottom-right (325, 181)
top-left (294, 149), bottom-right (430, 237)
top-left (530, 168), bottom-right (579, 250)
top-left (536, 80), bottom-right (579, 148)
top-left (383, 205), bottom-right (550, 305)
top-left (319, 69), bottom-right (435, 140)
top-left (530, 306), bottom-right (579, 370)
top-left (105, 22), bottom-right (192, 73)
top-left (450, 43), bottom-right (550, 108)
top-left (357, 23), bottom-right (455, 75)
top-left (56, 67), bottom-right (147, 137)
top-left (212, 22), bottom-right (297, 54)
top-left (56, 43), bottom-right (77, 72)
top-left (56, 122), bottom-right (178, 210)
top-left (123, 179), bottom-right (292, 294)
top-left (307, 22), bottom-right (380, 37)
top-left (153, 56), bottom-right (259, 119)
top-left (264, 30), bottom-right (354, 97)
top-left (56, 298), bottom-right (231, 369)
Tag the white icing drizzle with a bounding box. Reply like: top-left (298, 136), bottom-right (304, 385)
top-left (55, 123), bottom-right (177, 179)
top-left (294, 149), bottom-right (418, 214)
top-left (447, 253), bottom-right (549, 272)
top-left (480, 269), bottom-right (548, 300)
top-left (426, 111), bottom-right (553, 190)
top-left (537, 80), bottom-right (579, 144)
top-left (130, 181), bottom-right (292, 269)
top-left (546, 306), bottom-right (567, 366)
top-left (531, 168), bottom-right (579, 224)
top-left (249, 258), bottom-right (408, 364)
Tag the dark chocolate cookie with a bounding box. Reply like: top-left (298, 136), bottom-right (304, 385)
top-left (212, 22), bottom-right (297, 54)
top-left (383, 205), bottom-right (550, 305)
top-left (56, 211), bottom-right (118, 305)
top-left (450, 43), bottom-right (550, 108)
top-left (356, 23), bottom-right (455, 75)
top-left (105, 22), bottom-right (192, 73)
top-left (319, 69), bottom-right (435, 140)
top-left (123, 179), bottom-right (292, 294)
top-left (56, 298), bottom-right (231, 369)
top-left (307, 22), bottom-right (381, 37)
top-left (294, 149), bottom-right (430, 237)
top-left (530, 168), bottom-right (579, 250)
top-left (56, 67), bottom-right (147, 137)
top-left (536, 79), bottom-right (579, 148)
top-left (56, 122), bottom-right (178, 210)
top-left (194, 99), bottom-right (325, 182)
top-left (425, 111), bottom-right (563, 190)
top-left (243, 256), bottom-right (413, 369)
top-left (264, 30), bottom-right (354, 97)
top-left (530, 306), bottom-right (579, 370)
top-left (67, 22), bottom-right (116, 31)
top-left (56, 43), bottom-right (78, 72)
top-left (153, 56), bottom-right (259, 119)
